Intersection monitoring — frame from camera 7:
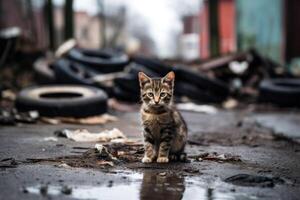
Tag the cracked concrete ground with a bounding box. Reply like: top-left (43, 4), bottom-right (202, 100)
top-left (0, 109), bottom-right (300, 200)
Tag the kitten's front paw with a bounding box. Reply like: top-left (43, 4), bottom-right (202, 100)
top-left (157, 157), bottom-right (169, 163)
top-left (142, 156), bottom-right (153, 163)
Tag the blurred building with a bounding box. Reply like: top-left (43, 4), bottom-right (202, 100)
top-left (181, 0), bottom-right (236, 61)
top-left (181, 0), bottom-right (300, 64)
top-left (0, 0), bottom-right (48, 52)
top-left (0, 1), bottom-right (152, 55)
top-left (199, 0), bottom-right (236, 59)
top-left (53, 6), bottom-right (128, 50)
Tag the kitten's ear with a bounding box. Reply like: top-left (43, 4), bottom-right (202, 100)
top-left (162, 71), bottom-right (175, 87)
top-left (138, 72), bottom-right (151, 88)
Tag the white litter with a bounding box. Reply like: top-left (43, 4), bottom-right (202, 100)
top-left (41, 114), bottom-right (117, 125)
top-left (95, 144), bottom-right (117, 161)
top-left (222, 98), bottom-right (238, 109)
top-left (58, 128), bottom-right (126, 142)
top-left (56, 163), bottom-right (72, 168)
top-left (229, 61), bottom-right (249, 74)
top-left (177, 103), bottom-right (218, 114)
top-left (95, 144), bottom-right (106, 153)
top-left (43, 137), bottom-right (58, 142)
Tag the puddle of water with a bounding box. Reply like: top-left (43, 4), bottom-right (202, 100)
top-left (24, 171), bottom-right (258, 200)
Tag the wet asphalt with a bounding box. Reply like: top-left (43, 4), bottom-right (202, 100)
top-left (0, 109), bottom-right (300, 200)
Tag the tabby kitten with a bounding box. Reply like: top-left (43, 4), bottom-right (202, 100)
top-left (138, 71), bottom-right (187, 163)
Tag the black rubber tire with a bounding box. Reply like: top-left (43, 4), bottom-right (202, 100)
top-left (132, 56), bottom-right (173, 76)
top-left (33, 58), bottom-right (56, 84)
top-left (113, 86), bottom-right (140, 102)
top-left (258, 79), bottom-right (300, 106)
top-left (53, 59), bottom-right (98, 85)
top-left (127, 63), bottom-right (160, 77)
top-left (174, 66), bottom-right (230, 96)
top-left (67, 48), bottom-right (129, 73)
top-left (15, 85), bottom-right (108, 117)
top-left (53, 59), bottom-right (113, 96)
top-left (114, 74), bottom-right (139, 93)
top-left (175, 82), bottom-right (225, 103)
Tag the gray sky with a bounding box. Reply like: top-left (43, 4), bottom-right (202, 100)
top-left (53, 0), bottom-right (201, 57)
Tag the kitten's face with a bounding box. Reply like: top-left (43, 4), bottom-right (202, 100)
top-left (138, 71), bottom-right (175, 108)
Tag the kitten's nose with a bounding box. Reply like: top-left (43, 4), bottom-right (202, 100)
top-left (154, 96), bottom-right (159, 104)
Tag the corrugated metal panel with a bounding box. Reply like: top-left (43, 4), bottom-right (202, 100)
top-left (236, 0), bottom-right (283, 63)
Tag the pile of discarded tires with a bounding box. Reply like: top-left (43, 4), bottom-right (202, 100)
top-left (32, 48), bottom-right (230, 105)
top-left (21, 47), bottom-right (300, 117)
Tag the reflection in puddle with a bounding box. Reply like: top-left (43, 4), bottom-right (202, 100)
top-left (140, 171), bottom-right (185, 200)
top-left (25, 171), bottom-right (258, 200)
top-left (26, 184), bottom-right (140, 199)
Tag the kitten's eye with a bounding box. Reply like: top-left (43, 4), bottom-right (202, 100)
top-left (147, 92), bottom-right (154, 97)
top-left (160, 92), bottom-right (166, 97)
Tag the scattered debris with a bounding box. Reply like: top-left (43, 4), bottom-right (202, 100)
top-left (55, 163), bottom-right (72, 168)
top-left (177, 103), bottom-right (218, 114)
top-left (95, 144), bottom-right (117, 161)
top-left (41, 114), bottom-right (117, 125)
top-left (190, 152), bottom-right (241, 162)
top-left (96, 160), bottom-right (114, 167)
top-left (54, 128), bottom-right (126, 142)
top-left (0, 109), bottom-right (39, 125)
top-left (224, 174), bottom-right (284, 187)
top-left (25, 142), bottom-right (144, 169)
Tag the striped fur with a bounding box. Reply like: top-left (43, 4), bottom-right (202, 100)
top-left (138, 71), bottom-right (188, 163)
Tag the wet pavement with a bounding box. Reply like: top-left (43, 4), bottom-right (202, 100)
top-left (0, 109), bottom-right (300, 200)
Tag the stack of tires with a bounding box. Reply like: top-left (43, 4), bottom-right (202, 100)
top-left (26, 48), bottom-right (130, 117)
top-left (34, 48), bottom-right (129, 93)
top-left (33, 48), bottom-right (230, 104)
